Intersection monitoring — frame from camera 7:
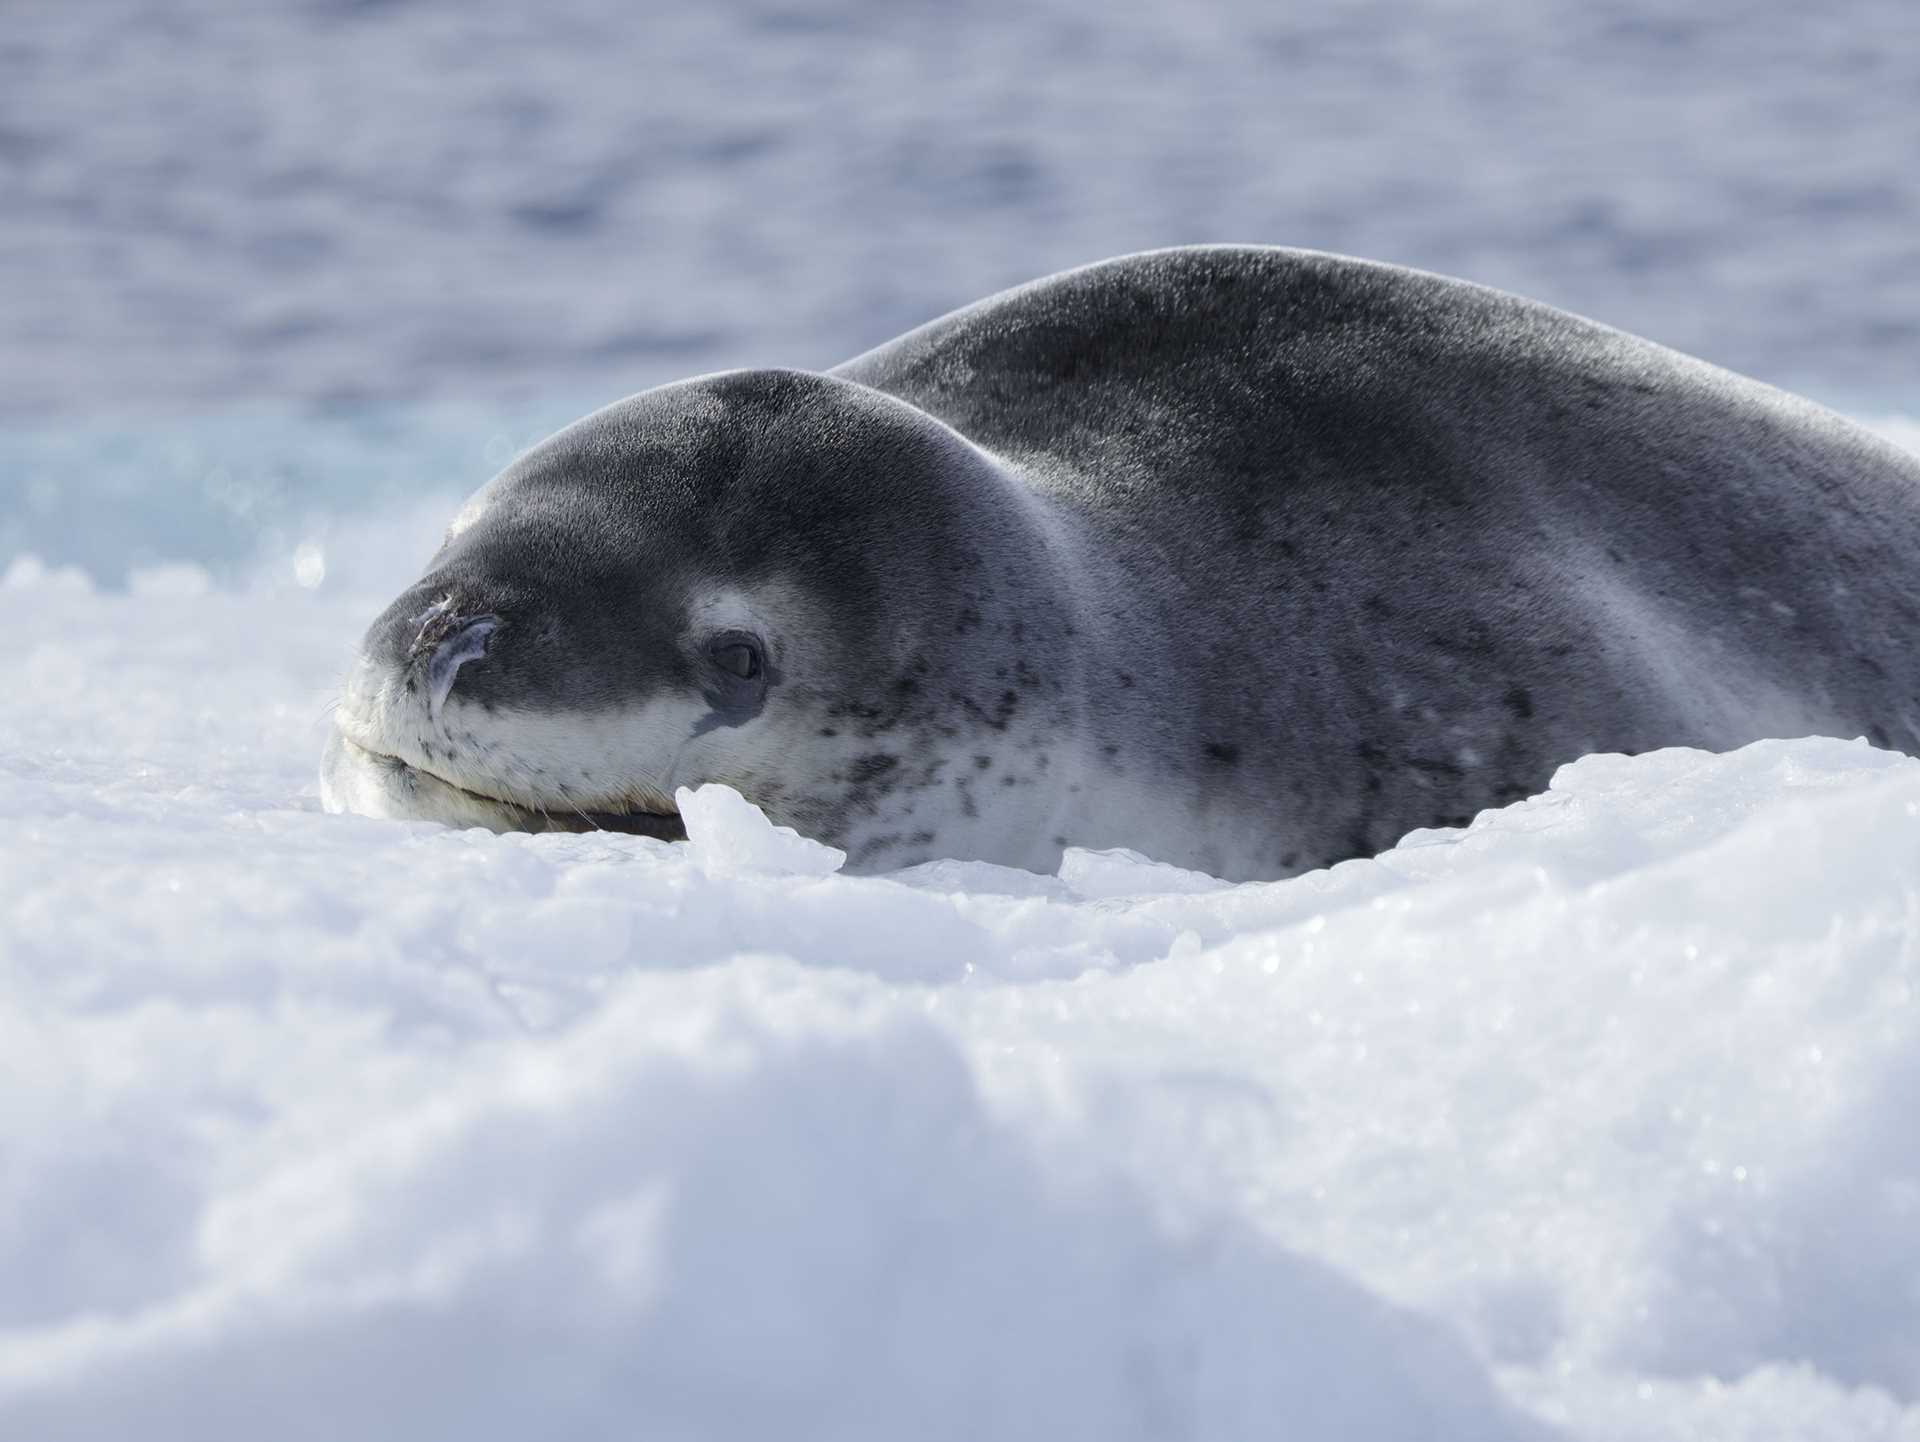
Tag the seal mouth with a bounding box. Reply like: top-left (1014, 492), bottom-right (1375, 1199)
top-left (570, 806), bottom-right (688, 842)
top-left (333, 734), bottom-right (688, 842)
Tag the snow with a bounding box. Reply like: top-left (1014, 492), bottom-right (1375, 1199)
top-left (9, 431), bottom-right (1920, 1435)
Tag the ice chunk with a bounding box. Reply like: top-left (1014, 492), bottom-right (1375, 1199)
top-left (1058, 845), bottom-right (1234, 899)
top-left (676, 782), bottom-right (846, 877)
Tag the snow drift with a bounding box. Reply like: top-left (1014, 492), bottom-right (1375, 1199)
top-left (8, 491), bottom-right (1920, 1435)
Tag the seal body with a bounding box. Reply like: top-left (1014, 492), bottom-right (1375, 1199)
top-left (323, 247), bottom-right (1920, 879)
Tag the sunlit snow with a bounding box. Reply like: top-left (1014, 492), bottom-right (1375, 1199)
top-left (7, 421), bottom-right (1920, 1439)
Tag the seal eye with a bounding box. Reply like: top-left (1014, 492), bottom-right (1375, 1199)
top-left (707, 634), bottom-right (763, 681)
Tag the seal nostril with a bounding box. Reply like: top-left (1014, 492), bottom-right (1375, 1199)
top-left (407, 595), bottom-right (465, 658)
top-left (425, 615), bottom-right (498, 724)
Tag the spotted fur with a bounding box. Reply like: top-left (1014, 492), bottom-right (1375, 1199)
top-left (324, 246), bottom-right (1920, 879)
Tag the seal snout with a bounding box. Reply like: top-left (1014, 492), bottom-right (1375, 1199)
top-left (418, 610), bottom-right (499, 724)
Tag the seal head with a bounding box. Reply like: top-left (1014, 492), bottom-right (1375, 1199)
top-left (323, 367), bottom-right (1087, 870)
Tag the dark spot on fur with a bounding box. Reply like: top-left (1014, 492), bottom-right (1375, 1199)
top-left (1280, 851), bottom-right (1299, 870)
top-left (954, 606), bottom-right (983, 634)
top-left (1051, 835), bottom-right (1068, 848)
top-left (1354, 740), bottom-right (1387, 795)
top-left (1204, 742), bottom-right (1241, 766)
top-left (909, 830), bottom-right (935, 847)
top-left (1503, 686), bottom-right (1535, 720)
top-left (1117, 672), bottom-right (1135, 688)
top-left (826, 697), bottom-right (907, 738)
top-left (852, 833), bottom-right (902, 866)
top-left (1424, 623), bottom-right (1495, 658)
top-left (953, 690), bottom-right (1021, 732)
top-left (974, 755), bottom-right (992, 769)
top-left (819, 727), bottom-right (839, 738)
top-left (846, 754), bottom-right (899, 786)
top-left (1363, 594), bottom-right (1394, 620)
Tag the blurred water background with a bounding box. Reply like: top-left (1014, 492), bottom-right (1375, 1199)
top-left (4, 0), bottom-right (1919, 583)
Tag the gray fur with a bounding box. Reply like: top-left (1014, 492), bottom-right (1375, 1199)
top-left (324, 246), bottom-right (1920, 879)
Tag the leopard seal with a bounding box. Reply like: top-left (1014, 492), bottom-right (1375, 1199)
top-left (321, 245), bottom-right (1920, 879)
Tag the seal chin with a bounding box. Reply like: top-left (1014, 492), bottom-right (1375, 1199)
top-left (319, 729), bottom-right (688, 841)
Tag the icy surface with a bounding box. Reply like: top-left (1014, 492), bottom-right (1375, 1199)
top-left (9, 427), bottom-right (1920, 1435)
top-left (680, 782), bottom-right (847, 878)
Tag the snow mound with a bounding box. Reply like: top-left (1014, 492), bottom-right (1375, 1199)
top-left (0, 976), bottom-right (1541, 1441)
top-left (9, 453), bottom-right (1920, 1433)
